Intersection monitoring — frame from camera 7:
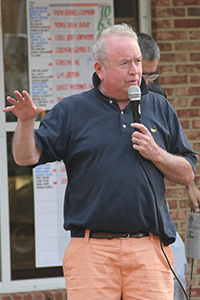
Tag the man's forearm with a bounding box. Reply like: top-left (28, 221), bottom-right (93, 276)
top-left (152, 146), bottom-right (194, 186)
top-left (13, 119), bottom-right (41, 166)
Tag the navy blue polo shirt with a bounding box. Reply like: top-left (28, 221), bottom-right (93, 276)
top-left (33, 75), bottom-right (197, 246)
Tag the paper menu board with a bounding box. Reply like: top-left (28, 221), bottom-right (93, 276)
top-left (27, 0), bottom-right (114, 109)
top-left (33, 161), bottom-right (70, 267)
top-left (185, 212), bottom-right (200, 259)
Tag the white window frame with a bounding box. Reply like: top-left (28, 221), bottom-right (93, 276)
top-left (0, 0), bottom-right (151, 293)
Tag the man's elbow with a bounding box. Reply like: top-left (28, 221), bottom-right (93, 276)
top-left (183, 171), bottom-right (195, 187)
top-left (13, 146), bottom-right (41, 166)
top-left (13, 155), bottom-right (39, 166)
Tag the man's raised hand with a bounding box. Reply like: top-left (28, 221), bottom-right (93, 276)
top-left (3, 90), bottom-right (45, 121)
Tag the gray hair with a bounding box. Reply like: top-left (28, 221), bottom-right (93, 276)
top-left (92, 23), bottom-right (138, 67)
top-left (137, 32), bottom-right (160, 62)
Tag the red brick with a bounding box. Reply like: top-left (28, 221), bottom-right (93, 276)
top-left (169, 210), bottom-right (178, 219)
top-left (152, 19), bottom-right (172, 30)
top-left (42, 291), bottom-right (53, 300)
top-left (151, 0), bottom-right (170, 6)
top-left (168, 200), bottom-right (178, 209)
top-left (185, 131), bottom-right (200, 141)
top-left (189, 30), bottom-right (200, 40)
top-left (177, 109), bottom-right (200, 118)
top-left (157, 42), bottom-right (172, 52)
top-left (8, 294), bottom-right (22, 300)
top-left (153, 8), bottom-right (185, 18)
top-left (161, 53), bottom-right (187, 62)
top-left (165, 187), bottom-right (186, 198)
top-left (180, 120), bottom-right (190, 129)
top-left (180, 199), bottom-right (187, 209)
top-left (0, 291), bottom-right (67, 300)
top-left (162, 88), bottom-right (174, 97)
top-left (192, 120), bottom-right (200, 129)
top-left (195, 164), bottom-right (200, 174)
top-left (159, 75), bottom-right (188, 85)
top-left (0, 295), bottom-right (12, 300)
top-left (158, 64), bottom-right (173, 74)
top-left (190, 53), bottom-right (200, 61)
top-left (29, 292), bottom-right (44, 300)
top-left (191, 97), bottom-right (200, 106)
top-left (177, 210), bottom-right (188, 219)
top-left (180, 222), bottom-right (187, 231)
top-left (168, 98), bottom-right (188, 108)
top-left (156, 31), bottom-right (187, 41)
top-left (18, 293), bottom-right (32, 300)
top-left (194, 143), bottom-right (200, 151)
top-left (173, 0), bottom-right (200, 5)
top-left (176, 64), bottom-right (200, 74)
top-left (176, 87), bottom-right (200, 97)
top-left (175, 19), bottom-right (200, 28)
top-left (190, 75), bottom-right (200, 84)
top-left (175, 42), bottom-right (200, 51)
top-left (188, 7), bottom-right (200, 16)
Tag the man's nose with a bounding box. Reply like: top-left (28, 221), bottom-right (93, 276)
top-left (129, 62), bottom-right (138, 74)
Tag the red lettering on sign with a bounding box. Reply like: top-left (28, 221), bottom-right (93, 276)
top-left (55, 34), bottom-right (65, 41)
top-left (56, 84), bottom-right (68, 91)
top-left (56, 47), bottom-right (72, 53)
top-left (74, 60), bottom-right (80, 65)
top-left (66, 34), bottom-right (76, 41)
top-left (56, 60), bottom-right (72, 66)
top-left (70, 84), bottom-right (87, 90)
top-left (61, 178), bottom-right (68, 184)
top-left (76, 34), bottom-right (94, 40)
top-left (68, 22), bottom-right (77, 28)
top-left (79, 22), bottom-right (90, 28)
top-left (54, 10), bottom-right (64, 16)
top-left (73, 47), bottom-right (87, 53)
top-left (66, 71), bottom-right (80, 78)
top-left (55, 22), bottom-right (67, 28)
top-left (57, 72), bottom-right (65, 79)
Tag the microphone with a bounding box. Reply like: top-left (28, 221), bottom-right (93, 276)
top-left (128, 85), bottom-right (141, 124)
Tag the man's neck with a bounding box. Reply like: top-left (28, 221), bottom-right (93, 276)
top-left (116, 100), bottom-right (130, 110)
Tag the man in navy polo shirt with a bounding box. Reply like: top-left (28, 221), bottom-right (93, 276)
top-left (4, 24), bottom-right (197, 300)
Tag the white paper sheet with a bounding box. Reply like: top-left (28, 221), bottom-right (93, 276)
top-left (185, 212), bottom-right (200, 259)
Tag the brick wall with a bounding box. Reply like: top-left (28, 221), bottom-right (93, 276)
top-left (152, 0), bottom-right (200, 299)
top-left (0, 290), bottom-right (67, 300)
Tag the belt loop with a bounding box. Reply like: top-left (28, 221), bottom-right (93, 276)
top-left (149, 232), bottom-right (154, 243)
top-left (84, 229), bottom-right (90, 244)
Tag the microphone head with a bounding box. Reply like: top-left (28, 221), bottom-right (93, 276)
top-left (128, 85), bottom-right (141, 101)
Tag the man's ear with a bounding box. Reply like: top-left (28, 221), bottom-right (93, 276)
top-left (94, 61), bottom-right (103, 81)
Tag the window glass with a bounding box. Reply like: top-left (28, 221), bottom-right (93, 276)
top-left (2, 0), bottom-right (29, 122)
top-left (3, 0), bottom-right (139, 280)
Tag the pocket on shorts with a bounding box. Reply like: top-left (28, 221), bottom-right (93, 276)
top-left (153, 238), bottom-right (175, 272)
top-left (159, 244), bottom-right (175, 271)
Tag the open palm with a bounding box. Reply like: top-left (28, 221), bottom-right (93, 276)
top-left (3, 90), bottom-right (45, 121)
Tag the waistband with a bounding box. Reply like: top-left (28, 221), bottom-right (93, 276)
top-left (71, 228), bottom-right (149, 239)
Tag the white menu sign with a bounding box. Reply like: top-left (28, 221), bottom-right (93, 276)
top-left (33, 161), bottom-right (69, 267)
top-left (27, 0), bottom-right (114, 109)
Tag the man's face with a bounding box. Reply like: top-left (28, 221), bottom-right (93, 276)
top-left (95, 35), bottom-right (142, 101)
top-left (142, 59), bottom-right (159, 86)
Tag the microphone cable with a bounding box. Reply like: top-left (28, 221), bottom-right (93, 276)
top-left (129, 84), bottom-right (189, 299)
top-left (138, 153), bottom-right (189, 300)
